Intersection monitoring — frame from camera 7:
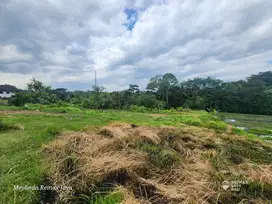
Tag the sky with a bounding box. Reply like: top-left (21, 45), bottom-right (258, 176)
top-left (0, 0), bottom-right (272, 91)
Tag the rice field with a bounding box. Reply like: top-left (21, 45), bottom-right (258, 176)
top-left (221, 112), bottom-right (272, 138)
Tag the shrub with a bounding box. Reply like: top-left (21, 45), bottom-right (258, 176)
top-left (129, 105), bottom-right (150, 113)
top-left (8, 92), bottom-right (31, 106)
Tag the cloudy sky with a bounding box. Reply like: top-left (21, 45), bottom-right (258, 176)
top-left (0, 0), bottom-right (272, 91)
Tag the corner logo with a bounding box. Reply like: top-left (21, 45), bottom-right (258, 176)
top-left (222, 181), bottom-right (230, 190)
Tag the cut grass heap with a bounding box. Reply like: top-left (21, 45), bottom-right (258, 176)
top-left (43, 123), bottom-right (272, 204)
top-left (0, 119), bottom-right (23, 132)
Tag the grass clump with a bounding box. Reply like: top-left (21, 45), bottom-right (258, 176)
top-left (228, 140), bottom-right (272, 164)
top-left (241, 181), bottom-right (272, 200)
top-left (40, 126), bottom-right (62, 141)
top-left (77, 191), bottom-right (124, 204)
top-left (0, 119), bottom-right (23, 132)
top-left (210, 138), bottom-right (272, 172)
top-left (137, 141), bottom-right (180, 168)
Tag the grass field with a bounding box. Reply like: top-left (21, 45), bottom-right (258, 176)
top-left (0, 105), bottom-right (271, 203)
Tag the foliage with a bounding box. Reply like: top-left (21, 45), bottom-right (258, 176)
top-left (6, 71), bottom-right (272, 116)
top-left (8, 91), bottom-right (31, 106)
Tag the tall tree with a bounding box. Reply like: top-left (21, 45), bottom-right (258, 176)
top-left (146, 73), bottom-right (178, 104)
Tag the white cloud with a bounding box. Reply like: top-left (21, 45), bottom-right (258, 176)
top-left (0, 45), bottom-right (33, 62)
top-left (0, 72), bottom-right (32, 88)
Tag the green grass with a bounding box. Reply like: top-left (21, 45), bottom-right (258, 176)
top-left (0, 113), bottom-right (110, 203)
top-left (74, 191), bottom-right (123, 204)
top-left (0, 99), bottom-right (8, 105)
top-left (137, 141), bottom-right (180, 168)
top-left (0, 105), bottom-right (267, 203)
top-left (248, 128), bottom-right (272, 135)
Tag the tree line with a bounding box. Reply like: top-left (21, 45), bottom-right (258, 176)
top-left (8, 71), bottom-right (272, 115)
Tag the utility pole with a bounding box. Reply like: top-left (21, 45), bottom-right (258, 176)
top-left (95, 71), bottom-right (97, 87)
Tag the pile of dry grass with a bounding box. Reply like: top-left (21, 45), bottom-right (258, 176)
top-left (43, 123), bottom-right (272, 204)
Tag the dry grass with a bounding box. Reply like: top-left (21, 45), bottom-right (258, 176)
top-left (42, 123), bottom-right (272, 204)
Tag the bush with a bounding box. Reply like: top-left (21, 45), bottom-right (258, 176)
top-left (129, 105), bottom-right (151, 113)
top-left (8, 92), bottom-right (31, 106)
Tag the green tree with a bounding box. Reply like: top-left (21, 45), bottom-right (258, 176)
top-left (137, 93), bottom-right (158, 109)
top-left (8, 92), bottom-right (31, 106)
top-left (147, 73), bottom-right (178, 104)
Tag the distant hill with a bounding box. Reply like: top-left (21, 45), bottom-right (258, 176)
top-left (0, 84), bottom-right (18, 92)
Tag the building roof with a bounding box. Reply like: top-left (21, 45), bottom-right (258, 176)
top-left (0, 84), bottom-right (18, 92)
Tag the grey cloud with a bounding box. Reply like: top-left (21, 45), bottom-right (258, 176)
top-left (0, 0), bottom-right (272, 90)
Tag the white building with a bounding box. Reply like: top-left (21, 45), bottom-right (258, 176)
top-left (0, 84), bottom-right (18, 98)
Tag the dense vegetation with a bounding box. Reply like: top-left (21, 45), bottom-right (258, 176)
top-left (8, 71), bottom-right (272, 115)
